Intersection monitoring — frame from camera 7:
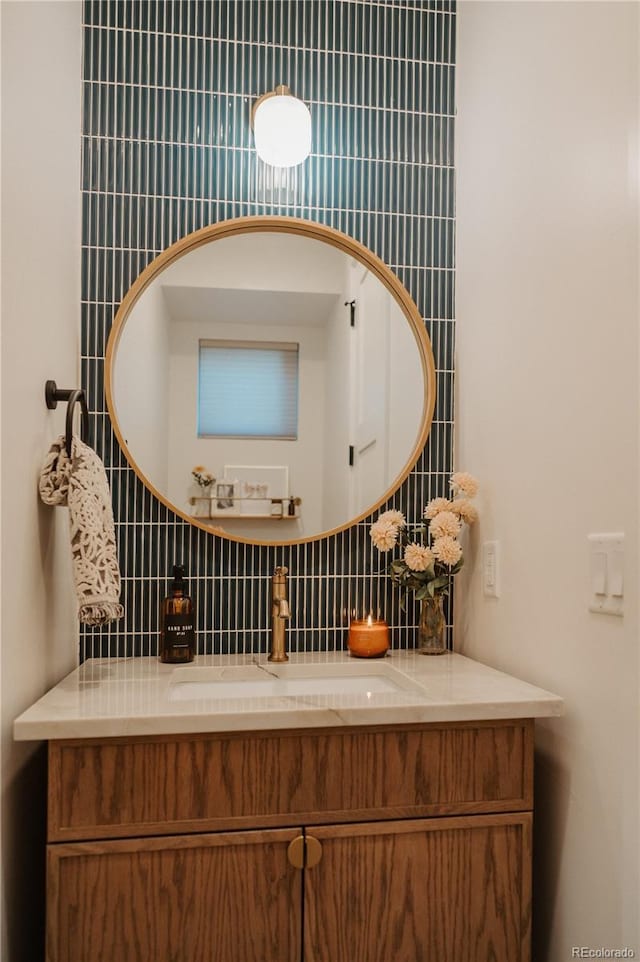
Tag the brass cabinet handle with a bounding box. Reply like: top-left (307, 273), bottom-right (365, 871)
top-left (287, 834), bottom-right (322, 869)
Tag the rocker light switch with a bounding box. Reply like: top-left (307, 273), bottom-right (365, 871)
top-left (588, 534), bottom-right (624, 616)
top-left (482, 541), bottom-right (499, 598)
top-left (590, 551), bottom-right (607, 596)
top-left (609, 550), bottom-right (624, 597)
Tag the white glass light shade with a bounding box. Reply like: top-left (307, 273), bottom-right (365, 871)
top-left (253, 91), bottom-right (311, 168)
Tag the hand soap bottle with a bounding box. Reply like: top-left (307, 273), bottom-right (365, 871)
top-left (159, 565), bottom-right (195, 663)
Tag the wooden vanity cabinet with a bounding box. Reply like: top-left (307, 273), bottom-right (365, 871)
top-left (47, 829), bottom-right (302, 962)
top-left (46, 719), bottom-right (534, 962)
top-left (304, 815), bottom-right (531, 962)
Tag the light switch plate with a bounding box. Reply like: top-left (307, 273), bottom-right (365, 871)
top-left (588, 533), bottom-right (624, 616)
top-left (482, 541), bottom-right (499, 598)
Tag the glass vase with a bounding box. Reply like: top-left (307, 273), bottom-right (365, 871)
top-left (190, 484), bottom-right (212, 518)
top-left (417, 595), bottom-right (447, 654)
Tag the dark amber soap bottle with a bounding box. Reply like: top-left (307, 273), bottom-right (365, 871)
top-left (159, 565), bottom-right (195, 663)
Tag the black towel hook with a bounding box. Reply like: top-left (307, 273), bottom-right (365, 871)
top-left (45, 380), bottom-right (90, 456)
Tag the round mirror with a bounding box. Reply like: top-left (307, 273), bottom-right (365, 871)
top-left (106, 216), bottom-right (436, 545)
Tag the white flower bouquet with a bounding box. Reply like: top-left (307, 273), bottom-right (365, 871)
top-left (370, 472), bottom-right (479, 608)
top-left (191, 465), bottom-right (215, 489)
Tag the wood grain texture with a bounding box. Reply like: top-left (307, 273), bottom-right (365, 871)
top-left (304, 814), bottom-right (532, 962)
top-left (47, 829), bottom-right (301, 962)
top-left (48, 720), bottom-right (533, 841)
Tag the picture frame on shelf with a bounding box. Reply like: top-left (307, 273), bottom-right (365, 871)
top-left (215, 482), bottom-right (237, 511)
top-left (236, 480), bottom-right (271, 516)
top-left (224, 465), bottom-right (289, 500)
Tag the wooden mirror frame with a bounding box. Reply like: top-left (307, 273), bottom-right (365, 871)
top-left (105, 215), bottom-right (437, 546)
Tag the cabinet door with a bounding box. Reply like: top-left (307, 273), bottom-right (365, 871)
top-left (303, 814), bottom-right (531, 962)
top-left (47, 828), bottom-right (302, 962)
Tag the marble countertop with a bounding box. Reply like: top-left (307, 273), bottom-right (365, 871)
top-left (14, 651), bottom-right (563, 741)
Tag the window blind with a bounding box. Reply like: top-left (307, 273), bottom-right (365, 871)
top-left (198, 339), bottom-right (299, 439)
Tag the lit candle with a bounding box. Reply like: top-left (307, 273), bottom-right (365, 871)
top-left (348, 613), bottom-right (389, 658)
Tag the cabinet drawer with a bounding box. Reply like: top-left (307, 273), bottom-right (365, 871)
top-left (48, 720), bottom-right (533, 842)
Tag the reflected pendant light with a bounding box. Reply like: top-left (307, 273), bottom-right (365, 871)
top-left (251, 85), bottom-right (312, 168)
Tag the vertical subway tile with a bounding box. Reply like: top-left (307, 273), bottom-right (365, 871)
top-left (80, 0), bottom-right (457, 659)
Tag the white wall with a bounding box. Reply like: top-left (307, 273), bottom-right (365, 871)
top-left (0, 3), bottom-right (81, 959)
top-left (157, 230), bottom-right (346, 294)
top-left (321, 260), bottom-right (352, 529)
top-left (455, 3), bottom-right (639, 958)
top-left (115, 279), bottom-right (170, 490)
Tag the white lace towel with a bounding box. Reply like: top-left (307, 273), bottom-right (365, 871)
top-left (39, 435), bottom-right (125, 626)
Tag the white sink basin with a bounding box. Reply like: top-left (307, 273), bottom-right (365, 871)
top-left (168, 662), bottom-right (425, 702)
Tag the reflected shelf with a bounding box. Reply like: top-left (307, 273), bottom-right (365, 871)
top-left (189, 495), bottom-right (301, 522)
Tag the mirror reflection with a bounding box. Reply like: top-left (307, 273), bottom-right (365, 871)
top-left (108, 222), bottom-right (434, 544)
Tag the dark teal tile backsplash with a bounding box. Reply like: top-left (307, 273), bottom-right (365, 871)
top-left (80, 0), bottom-right (456, 661)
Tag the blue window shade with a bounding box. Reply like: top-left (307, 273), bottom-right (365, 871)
top-left (198, 340), bottom-right (299, 439)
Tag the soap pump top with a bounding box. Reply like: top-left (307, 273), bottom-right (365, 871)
top-left (159, 564), bottom-right (195, 664)
top-left (171, 564), bottom-right (187, 592)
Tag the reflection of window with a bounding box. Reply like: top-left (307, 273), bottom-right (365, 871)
top-left (198, 340), bottom-right (299, 439)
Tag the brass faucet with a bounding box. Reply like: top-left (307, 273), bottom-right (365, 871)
top-left (269, 566), bottom-right (291, 662)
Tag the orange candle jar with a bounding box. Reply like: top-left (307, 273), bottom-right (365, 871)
top-left (348, 615), bottom-right (389, 658)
